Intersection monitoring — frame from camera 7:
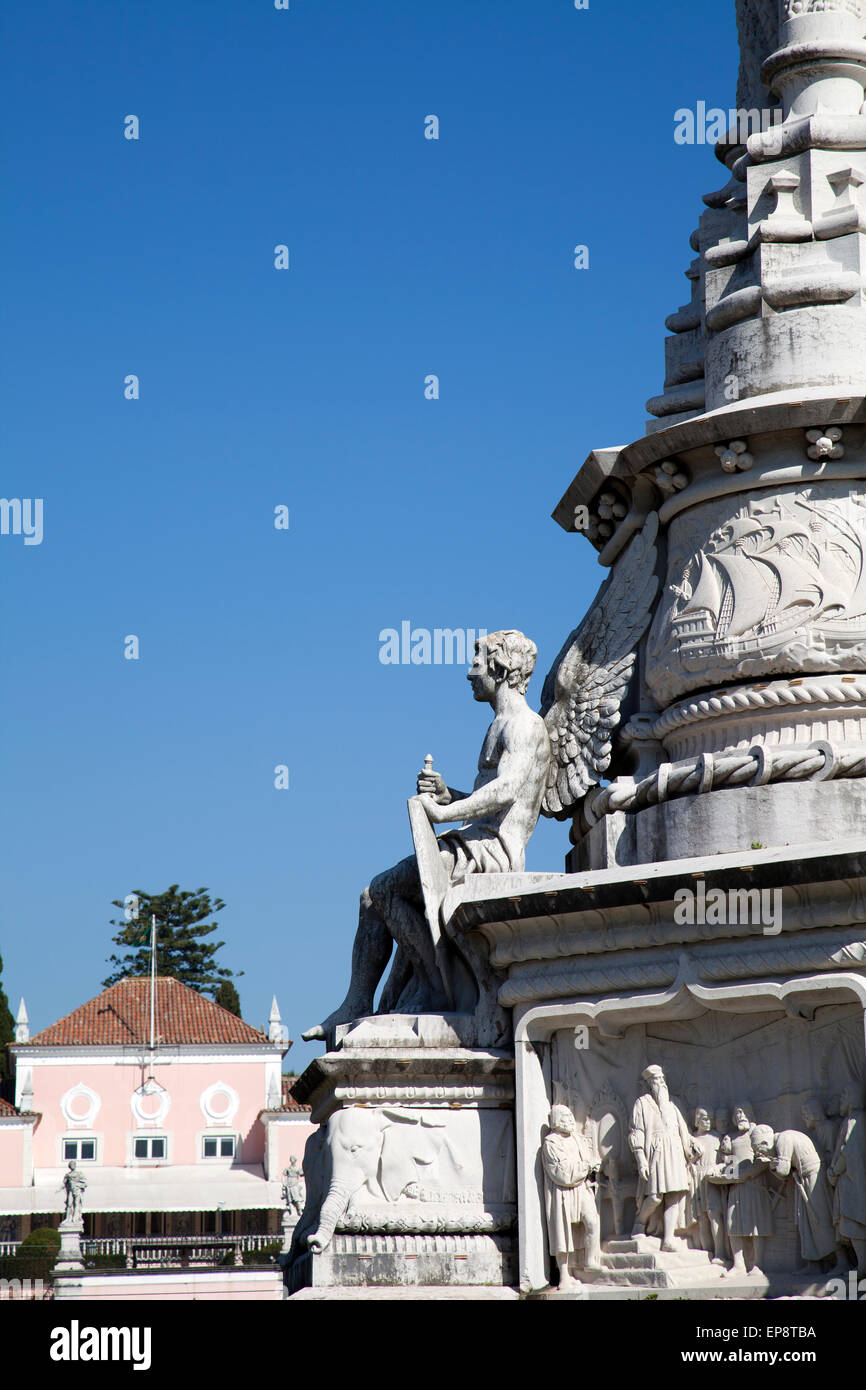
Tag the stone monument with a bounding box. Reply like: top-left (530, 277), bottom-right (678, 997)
top-left (288, 0), bottom-right (866, 1298)
top-left (281, 1156), bottom-right (306, 1252)
top-left (54, 1160), bottom-right (86, 1274)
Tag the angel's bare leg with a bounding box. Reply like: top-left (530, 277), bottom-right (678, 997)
top-left (369, 856), bottom-right (449, 1013)
top-left (378, 947), bottom-right (412, 1013)
top-left (302, 856), bottom-right (447, 1042)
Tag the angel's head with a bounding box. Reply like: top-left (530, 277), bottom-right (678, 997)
top-left (469, 630), bottom-right (537, 701)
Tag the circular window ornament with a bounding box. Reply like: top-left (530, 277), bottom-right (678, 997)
top-left (61, 1083), bottom-right (101, 1130)
top-left (200, 1080), bottom-right (239, 1126)
top-left (130, 1079), bottom-right (171, 1127)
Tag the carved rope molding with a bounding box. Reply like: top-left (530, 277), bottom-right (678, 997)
top-left (583, 739), bottom-right (866, 826)
top-left (651, 675), bottom-right (866, 741)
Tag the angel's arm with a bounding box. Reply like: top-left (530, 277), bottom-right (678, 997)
top-left (422, 724), bottom-right (542, 824)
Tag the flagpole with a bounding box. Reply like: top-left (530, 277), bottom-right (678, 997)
top-left (150, 914), bottom-right (156, 1059)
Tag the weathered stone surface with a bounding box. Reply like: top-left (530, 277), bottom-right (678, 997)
top-left (292, 0), bottom-right (866, 1300)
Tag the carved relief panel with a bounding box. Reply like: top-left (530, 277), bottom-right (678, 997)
top-left (548, 1002), bottom-right (864, 1273)
top-left (647, 483), bottom-right (866, 706)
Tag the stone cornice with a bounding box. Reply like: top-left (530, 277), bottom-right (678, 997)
top-left (293, 1047), bottom-right (515, 1123)
top-left (553, 393), bottom-right (866, 539)
top-left (448, 839), bottom-right (866, 973)
top-left (10, 1043), bottom-right (282, 1064)
top-left (499, 925), bottom-right (866, 1008)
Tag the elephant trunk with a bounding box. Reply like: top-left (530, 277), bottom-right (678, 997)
top-left (306, 1178), bottom-right (356, 1254)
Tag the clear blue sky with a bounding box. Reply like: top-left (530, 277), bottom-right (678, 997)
top-left (0, 1), bottom-right (739, 1065)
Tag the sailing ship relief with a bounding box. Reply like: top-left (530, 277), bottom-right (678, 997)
top-left (647, 485), bottom-right (866, 706)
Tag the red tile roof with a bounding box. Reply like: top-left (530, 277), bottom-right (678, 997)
top-left (280, 1075), bottom-right (310, 1113)
top-left (0, 1097), bottom-right (20, 1116)
top-left (26, 977), bottom-right (270, 1047)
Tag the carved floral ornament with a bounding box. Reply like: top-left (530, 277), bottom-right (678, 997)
top-left (715, 439), bottom-right (753, 473)
top-left (784, 0), bottom-right (863, 17)
top-left (806, 427), bottom-right (844, 460)
top-left (586, 488), bottom-right (628, 545)
top-left (653, 460), bottom-right (689, 496)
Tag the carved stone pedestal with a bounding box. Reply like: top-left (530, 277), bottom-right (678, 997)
top-left (290, 1231), bottom-right (515, 1291)
top-left (280, 1209), bottom-right (298, 1254)
top-left (449, 838), bottom-right (866, 1298)
top-left (286, 1015), bottom-right (517, 1294)
top-left (54, 1219), bottom-right (85, 1274)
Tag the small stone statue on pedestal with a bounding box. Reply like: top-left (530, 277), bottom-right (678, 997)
top-left (63, 1160), bottom-right (87, 1224)
top-left (54, 1160), bottom-right (87, 1273)
top-left (281, 1156), bottom-right (306, 1252)
top-left (541, 1103), bottom-right (601, 1290)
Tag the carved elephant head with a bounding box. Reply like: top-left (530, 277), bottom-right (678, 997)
top-left (306, 1107), bottom-right (456, 1254)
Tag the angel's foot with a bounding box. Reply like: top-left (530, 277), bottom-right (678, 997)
top-left (301, 997), bottom-right (372, 1044)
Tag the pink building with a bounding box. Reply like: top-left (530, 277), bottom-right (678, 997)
top-left (0, 977), bottom-right (314, 1244)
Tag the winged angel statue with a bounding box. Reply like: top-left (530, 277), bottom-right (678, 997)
top-left (540, 512), bottom-right (660, 822)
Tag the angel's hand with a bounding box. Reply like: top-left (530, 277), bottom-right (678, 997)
top-left (417, 768), bottom-right (451, 804)
top-left (414, 793), bottom-right (446, 823)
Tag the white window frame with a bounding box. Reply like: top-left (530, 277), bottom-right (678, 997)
top-left (131, 1134), bottom-right (169, 1164)
top-left (201, 1133), bottom-right (237, 1161)
top-left (61, 1135), bottom-right (99, 1163)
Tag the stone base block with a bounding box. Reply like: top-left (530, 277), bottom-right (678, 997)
top-left (288, 1019), bottom-right (517, 1294)
top-left (53, 1221), bottom-right (85, 1274)
top-left (569, 780), bottom-right (866, 869)
top-left (634, 782), bottom-right (866, 865)
top-left (286, 1233), bottom-right (516, 1293)
top-left (532, 1237), bottom-right (849, 1300)
top-left (290, 1285), bottom-right (520, 1301)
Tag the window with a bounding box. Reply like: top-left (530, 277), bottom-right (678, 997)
top-left (133, 1136), bottom-right (166, 1160)
top-left (63, 1139), bottom-right (96, 1161)
top-left (202, 1135), bottom-right (235, 1159)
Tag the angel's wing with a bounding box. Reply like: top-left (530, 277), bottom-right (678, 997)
top-left (540, 512), bottom-right (659, 819)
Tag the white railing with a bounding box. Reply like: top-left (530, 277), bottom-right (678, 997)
top-left (82, 1233), bottom-right (276, 1254)
top-left (1, 1233), bottom-right (279, 1266)
top-left (81, 1232), bottom-right (280, 1267)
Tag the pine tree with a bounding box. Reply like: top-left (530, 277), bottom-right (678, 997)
top-left (214, 980), bottom-right (241, 1017)
top-left (103, 886), bottom-right (241, 995)
top-left (0, 953), bottom-right (15, 1087)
